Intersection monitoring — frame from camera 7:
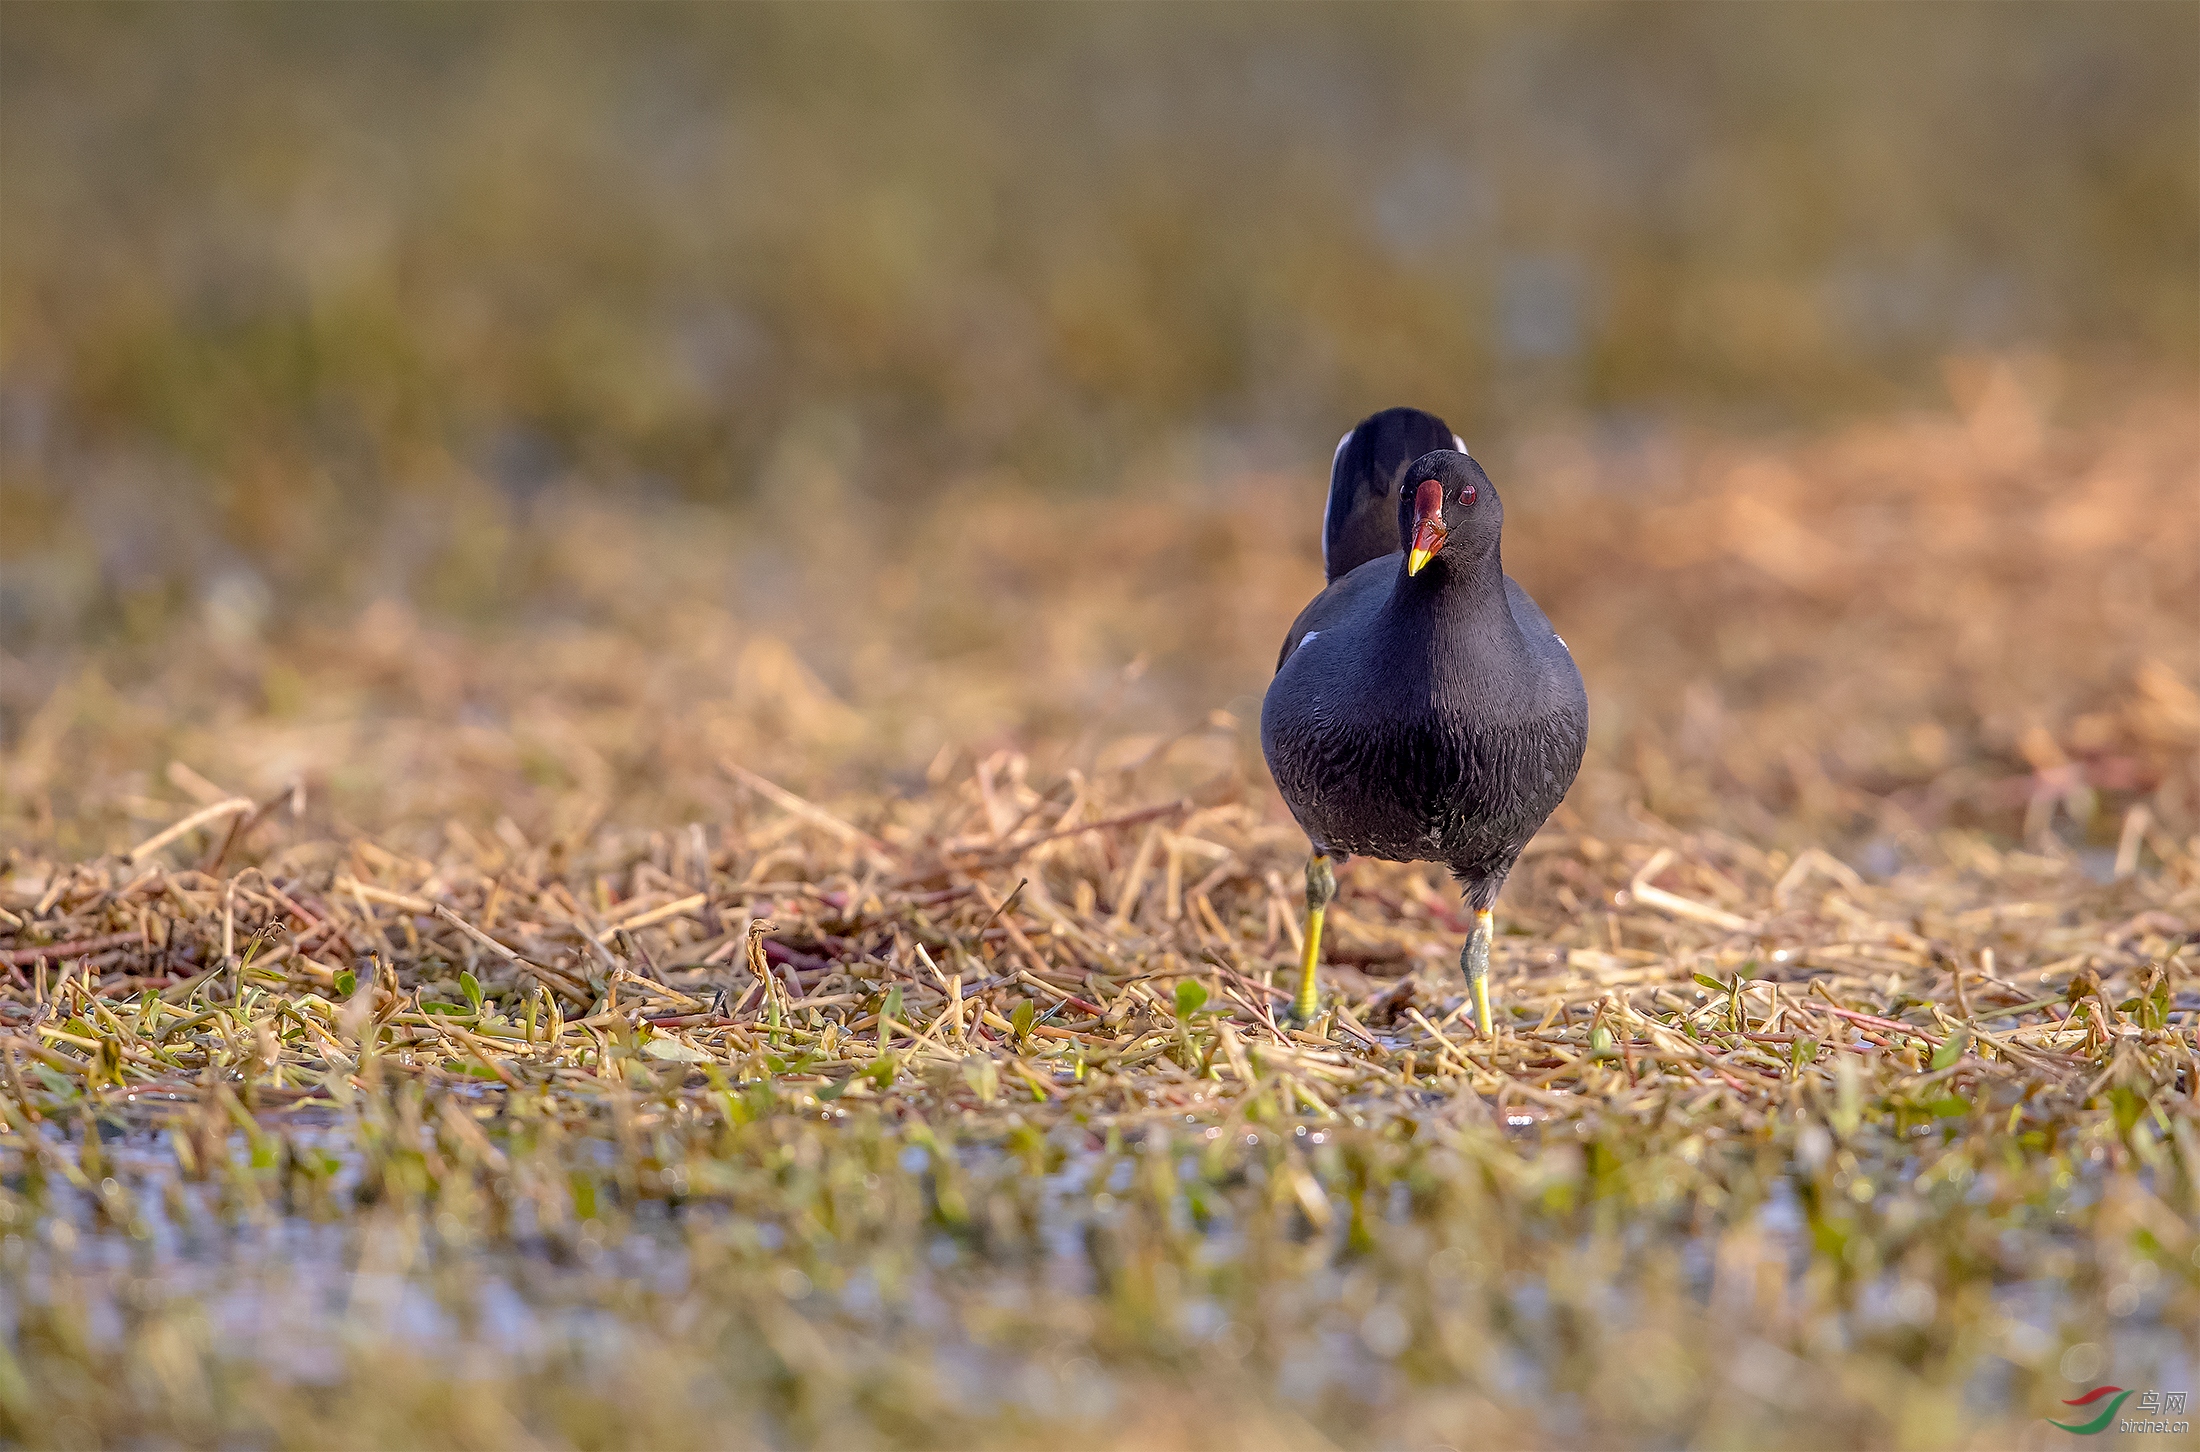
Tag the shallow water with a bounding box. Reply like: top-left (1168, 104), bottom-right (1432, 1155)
top-left (6, 1100), bottom-right (2194, 1448)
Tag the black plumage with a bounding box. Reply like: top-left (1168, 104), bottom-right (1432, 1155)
top-left (1261, 408), bottom-right (1588, 1035)
top-left (1320, 407), bottom-right (1465, 581)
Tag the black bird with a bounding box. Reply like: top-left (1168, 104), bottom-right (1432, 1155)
top-left (1261, 407), bottom-right (1587, 1036)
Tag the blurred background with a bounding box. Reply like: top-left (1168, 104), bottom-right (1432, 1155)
top-left (2, 3), bottom-right (2196, 860)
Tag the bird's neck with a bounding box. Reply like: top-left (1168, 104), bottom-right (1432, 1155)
top-left (1390, 545), bottom-right (1533, 682)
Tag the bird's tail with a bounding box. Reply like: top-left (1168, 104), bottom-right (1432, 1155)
top-left (1320, 407), bottom-right (1464, 582)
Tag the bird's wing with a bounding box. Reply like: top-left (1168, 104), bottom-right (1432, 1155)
top-left (1277, 554), bottom-right (1394, 671)
top-left (1506, 574), bottom-right (1587, 721)
top-left (1503, 574), bottom-right (1563, 646)
top-left (1320, 408), bottom-right (1460, 582)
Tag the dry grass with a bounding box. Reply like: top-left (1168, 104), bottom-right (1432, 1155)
top-left (3, 381), bottom-right (2198, 1448)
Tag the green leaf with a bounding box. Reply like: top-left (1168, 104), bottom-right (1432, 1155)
top-left (1692, 973), bottom-right (1728, 995)
top-left (2139, 979), bottom-right (2171, 1031)
top-left (1792, 1037), bottom-right (1819, 1069)
top-left (961, 1053), bottom-right (1000, 1104)
top-left (1010, 999), bottom-right (1036, 1041)
top-left (32, 1065), bottom-right (79, 1097)
top-left (460, 971), bottom-right (483, 1010)
top-left (421, 1002), bottom-right (470, 1016)
top-left (1927, 1095), bottom-right (1971, 1118)
top-left (1174, 979), bottom-right (1208, 1021)
top-left (644, 1038), bottom-right (708, 1063)
top-left (335, 970), bottom-right (357, 998)
top-left (2110, 1085), bottom-right (2146, 1139)
top-left (881, 985), bottom-right (903, 1027)
top-left (1928, 1032), bottom-right (1967, 1071)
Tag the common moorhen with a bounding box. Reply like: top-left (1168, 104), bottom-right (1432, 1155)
top-left (1261, 408), bottom-right (1588, 1036)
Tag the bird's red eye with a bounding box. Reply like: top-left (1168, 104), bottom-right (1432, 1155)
top-left (1459, 484), bottom-right (1477, 505)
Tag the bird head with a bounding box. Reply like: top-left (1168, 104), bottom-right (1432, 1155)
top-left (1400, 449), bottom-right (1502, 577)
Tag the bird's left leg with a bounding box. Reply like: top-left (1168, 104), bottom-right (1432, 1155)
top-left (1460, 907), bottom-right (1495, 1038)
top-left (1290, 851), bottom-right (1337, 1025)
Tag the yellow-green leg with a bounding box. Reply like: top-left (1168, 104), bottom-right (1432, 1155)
top-left (1290, 852), bottom-right (1336, 1024)
top-left (1462, 908), bottom-right (1495, 1038)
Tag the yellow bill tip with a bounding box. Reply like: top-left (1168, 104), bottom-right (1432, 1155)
top-left (1406, 547), bottom-right (1433, 576)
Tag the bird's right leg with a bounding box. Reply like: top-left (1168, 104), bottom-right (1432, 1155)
top-left (1460, 907), bottom-right (1494, 1039)
top-left (1290, 851), bottom-right (1337, 1025)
